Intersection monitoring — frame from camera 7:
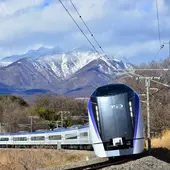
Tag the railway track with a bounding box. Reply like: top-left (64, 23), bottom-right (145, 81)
top-left (66, 154), bottom-right (145, 170)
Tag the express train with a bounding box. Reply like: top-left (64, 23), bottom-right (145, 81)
top-left (0, 125), bottom-right (91, 149)
top-left (0, 83), bottom-right (144, 159)
top-left (88, 83), bottom-right (145, 158)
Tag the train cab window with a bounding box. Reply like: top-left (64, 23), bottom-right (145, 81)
top-left (80, 132), bottom-right (88, 137)
top-left (0, 137), bottom-right (9, 141)
top-left (31, 136), bottom-right (45, 141)
top-left (13, 137), bottom-right (27, 141)
top-left (49, 135), bottom-right (61, 140)
top-left (90, 84), bottom-right (138, 143)
top-left (65, 133), bottom-right (77, 139)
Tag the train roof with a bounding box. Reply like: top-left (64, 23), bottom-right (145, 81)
top-left (0, 125), bottom-right (89, 136)
top-left (91, 83), bottom-right (135, 97)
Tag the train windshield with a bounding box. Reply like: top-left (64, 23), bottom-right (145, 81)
top-left (91, 84), bottom-right (136, 142)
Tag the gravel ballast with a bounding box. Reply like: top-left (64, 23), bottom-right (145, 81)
top-left (101, 156), bottom-right (170, 170)
top-left (40, 156), bottom-right (170, 170)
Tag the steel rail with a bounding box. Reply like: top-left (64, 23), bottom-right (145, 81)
top-left (65, 153), bottom-right (147, 170)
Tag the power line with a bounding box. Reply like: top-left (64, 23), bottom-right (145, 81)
top-left (121, 61), bottom-right (170, 97)
top-left (149, 45), bottom-right (164, 67)
top-left (136, 76), bottom-right (161, 153)
top-left (58, 0), bottom-right (100, 56)
top-left (116, 54), bottom-right (137, 69)
top-left (151, 79), bottom-right (170, 96)
top-left (59, 0), bottom-right (170, 89)
top-left (114, 68), bottom-right (170, 71)
top-left (69, 0), bottom-right (110, 59)
top-left (58, 0), bottom-right (114, 87)
top-left (116, 51), bottom-right (170, 90)
top-left (155, 0), bottom-right (161, 46)
top-left (148, 0), bottom-right (163, 67)
top-left (126, 70), bottom-right (170, 88)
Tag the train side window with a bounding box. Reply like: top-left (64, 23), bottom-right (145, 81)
top-left (49, 135), bottom-right (61, 140)
top-left (13, 137), bottom-right (27, 141)
top-left (0, 137), bottom-right (9, 141)
top-left (80, 132), bottom-right (88, 137)
top-left (31, 136), bottom-right (45, 141)
top-left (65, 133), bottom-right (77, 139)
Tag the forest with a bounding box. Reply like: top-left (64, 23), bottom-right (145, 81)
top-left (0, 95), bottom-right (88, 133)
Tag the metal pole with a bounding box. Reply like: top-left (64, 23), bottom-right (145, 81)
top-left (163, 41), bottom-right (170, 57)
top-left (146, 79), bottom-right (151, 154)
top-left (137, 76), bottom-right (161, 154)
top-left (61, 112), bottom-right (63, 128)
top-left (169, 41), bottom-right (170, 57)
top-left (30, 116), bottom-right (33, 132)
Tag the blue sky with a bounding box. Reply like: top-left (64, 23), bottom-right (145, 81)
top-left (0, 0), bottom-right (170, 64)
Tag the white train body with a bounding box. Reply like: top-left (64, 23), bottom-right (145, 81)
top-left (0, 126), bottom-right (90, 148)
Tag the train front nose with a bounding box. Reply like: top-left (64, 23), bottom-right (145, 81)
top-left (97, 94), bottom-right (134, 143)
top-left (89, 84), bottom-right (144, 157)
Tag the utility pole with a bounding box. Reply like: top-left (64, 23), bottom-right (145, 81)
top-left (136, 76), bottom-right (160, 154)
top-left (61, 111), bottom-right (63, 128)
top-left (28, 116), bottom-right (39, 132)
top-left (146, 78), bottom-right (151, 154)
top-left (30, 116), bottom-right (33, 132)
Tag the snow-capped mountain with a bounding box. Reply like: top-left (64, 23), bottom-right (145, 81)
top-left (0, 61), bottom-right (11, 67)
top-left (36, 50), bottom-right (125, 79)
top-left (0, 46), bottom-right (63, 65)
top-left (0, 47), bottom-right (127, 96)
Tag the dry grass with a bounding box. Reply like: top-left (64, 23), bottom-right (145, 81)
top-left (143, 131), bottom-right (170, 164)
top-left (150, 131), bottom-right (170, 164)
top-left (152, 130), bottom-right (170, 149)
top-left (0, 149), bottom-right (95, 170)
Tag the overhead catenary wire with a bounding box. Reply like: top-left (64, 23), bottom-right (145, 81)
top-left (125, 70), bottom-right (170, 88)
top-left (59, 0), bottom-right (170, 90)
top-left (122, 58), bottom-right (170, 96)
top-left (117, 50), bottom-right (169, 89)
top-left (155, 0), bottom-right (161, 46)
top-left (119, 0), bottom-right (163, 69)
top-left (110, 68), bottom-right (170, 71)
top-left (149, 44), bottom-right (164, 67)
top-left (151, 79), bottom-right (170, 96)
top-left (59, 0), bottom-right (157, 72)
top-left (58, 0), bottom-right (114, 86)
top-left (58, 0), bottom-right (100, 56)
top-left (148, 0), bottom-right (163, 67)
top-left (149, 0), bottom-right (167, 85)
top-left (69, 0), bottom-right (110, 59)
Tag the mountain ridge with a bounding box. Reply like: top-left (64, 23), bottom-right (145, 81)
top-left (0, 46), bottom-right (63, 67)
top-left (0, 47), bottom-right (127, 97)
